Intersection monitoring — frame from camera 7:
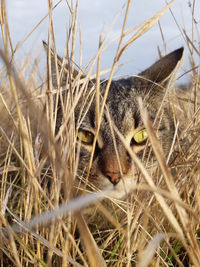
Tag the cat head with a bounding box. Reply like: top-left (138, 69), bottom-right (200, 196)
top-left (45, 43), bottom-right (184, 199)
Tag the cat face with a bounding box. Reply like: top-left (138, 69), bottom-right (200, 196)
top-left (46, 43), bottom-right (184, 199)
top-left (74, 48), bottom-right (184, 199)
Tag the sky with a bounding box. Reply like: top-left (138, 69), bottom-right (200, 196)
top-left (3, 0), bottom-right (200, 83)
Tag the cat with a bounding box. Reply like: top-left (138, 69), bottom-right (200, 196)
top-left (44, 43), bottom-right (184, 202)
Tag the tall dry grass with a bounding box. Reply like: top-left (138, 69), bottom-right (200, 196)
top-left (0, 0), bottom-right (200, 266)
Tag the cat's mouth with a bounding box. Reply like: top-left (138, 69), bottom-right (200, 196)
top-left (76, 169), bottom-right (137, 200)
top-left (106, 176), bottom-right (137, 199)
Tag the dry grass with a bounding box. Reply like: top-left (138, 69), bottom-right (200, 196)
top-left (0, 0), bottom-right (200, 266)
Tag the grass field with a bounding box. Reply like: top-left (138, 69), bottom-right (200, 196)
top-left (0, 0), bottom-right (200, 266)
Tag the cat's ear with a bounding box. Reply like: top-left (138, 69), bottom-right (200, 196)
top-left (43, 41), bottom-right (84, 87)
top-left (139, 47), bottom-right (184, 85)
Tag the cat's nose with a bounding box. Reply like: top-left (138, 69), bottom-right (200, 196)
top-left (105, 172), bottom-right (121, 186)
top-left (99, 152), bottom-right (130, 186)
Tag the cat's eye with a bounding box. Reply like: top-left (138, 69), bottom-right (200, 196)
top-left (77, 129), bottom-right (94, 145)
top-left (132, 129), bottom-right (148, 144)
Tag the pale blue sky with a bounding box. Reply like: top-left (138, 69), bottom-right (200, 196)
top-left (4, 0), bottom-right (200, 82)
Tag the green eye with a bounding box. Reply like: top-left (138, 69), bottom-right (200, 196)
top-left (133, 129), bottom-right (148, 144)
top-left (77, 129), bottom-right (94, 145)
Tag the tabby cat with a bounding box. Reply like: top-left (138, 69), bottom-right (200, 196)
top-left (48, 45), bottom-right (184, 201)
